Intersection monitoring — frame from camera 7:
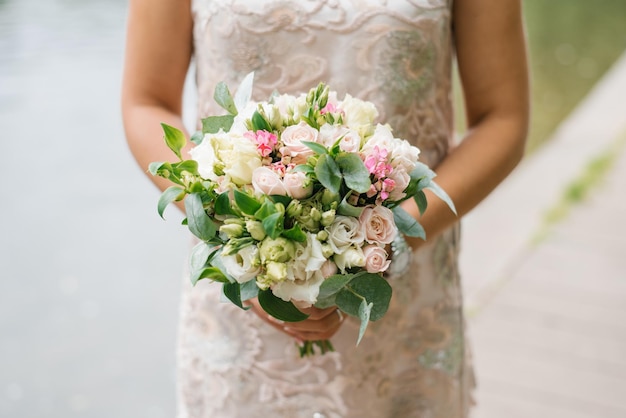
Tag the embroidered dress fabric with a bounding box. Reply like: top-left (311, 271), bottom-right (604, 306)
top-left (177, 1), bottom-right (475, 416)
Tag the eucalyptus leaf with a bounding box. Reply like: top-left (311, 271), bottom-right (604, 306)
top-left (189, 241), bottom-right (213, 272)
top-left (316, 273), bottom-right (354, 300)
top-left (392, 206), bottom-right (426, 240)
top-left (190, 266), bottom-right (230, 285)
top-left (414, 190), bottom-right (428, 216)
top-left (335, 273), bottom-right (391, 321)
top-left (258, 289), bottom-right (309, 322)
top-left (234, 189), bottom-right (261, 216)
top-left (234, 71), bottom-right (254, 112)
top-left (240, 280), bottom-right (259, 302)
top-left (427, 181), bottom-right (457, 215)
top-left (185, 193), bottom-right (218, 241)
top-left (314, 294), bottom-right (337, 309)
top-left (410, 162), bottom-right (436, 185)
top-left (315, 154), bottom-right (342, 194)
top-left (356, 300), bottom-right (373, 345)
top-left (213, 82), bottom-right (238, 115)
top-left (161, 123), bottom-right (186, 160)
top-left (202, 115), bottom-right (235, 134)
top-left (157, 186), bottom-right (184, 219)
top-left (301, 140), bottom-right (328, 155)
top-left (223, 282), bottom-right (249, 310)
top-left (337, 196), bottom-right (364, 217)
top-left (336, 152), bottom-right (371, 193)
top-left (190, 130), bottom-right (204, 145)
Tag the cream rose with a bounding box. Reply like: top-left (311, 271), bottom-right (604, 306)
top-left (280, 121), bottom-right (319, 164)
top-left (334, 246), bottom-right (366, 273)
top-left (340, 94), bottom-right (378, 134)
top-left (221, 245), bottom-right (261, 284)
top-left (209, 133), bottom-right (262, 186)
top-left (362, 245), bottom-right (391, 273)
top-left (359, 205), bottom-right (397, 245)
top-left (283, 171), bottom-right (313, 199)
top-left (390, 138), bottom-right (421, 172)
top-left (325, 215), bottom-right (365, 254)
top-left (252, 167), bottom-right (288, 196)
top-left (272, 269), bottom-right (324, 305)
top-left (388, 166), bottom-right (411, 201)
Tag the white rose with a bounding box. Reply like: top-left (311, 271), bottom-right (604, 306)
top-left (333, 246), bottom-right (366, 273)
top-left (189, 134), bottom-right (219, 181)
top-left (290, 232), bottom-right (328, 279)
top-left (221, 245), bottom-right (261, 283)
top-left (279, 121), bottom-right (319, 164)
top-left (220, 135), bottom-right (262, 186)
top-left (283, 171), bottom-right (313, 199)
top-left (339, 94), bottom-right (378, 134)
top-left (318, 123), bottom-right (344, 147)
top-left (252, 167), bottom-right (288, 196)
top-left (273, 93), bottom-right (297, 116)
top-left (390, 138), bottom-right (420, 172)
top-left (362, 124), bottom-right (394, 154)
top-left (272, 269), bottom-right (324, 305)
top-left (338, 129), bottom-right (363, 153)
top-left (325, 215), bottom-right (365, 254)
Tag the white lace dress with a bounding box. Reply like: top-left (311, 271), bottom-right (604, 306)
top-left (177, 1), bottom-right (475, 417)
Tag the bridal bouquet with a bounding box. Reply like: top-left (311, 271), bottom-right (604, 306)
top-left (150, 73), bottom-right (455, 355)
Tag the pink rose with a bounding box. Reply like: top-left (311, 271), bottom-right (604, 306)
top-left (279, 122), bottom-right (319, 164)
top-left (320, 260), bottom-right (338, 278)
top-left (362, 245), bottom-right (391, 273)
top-left (388, 166), bottom-right (410, 201)
top-left (252, 167), bottom-right (288, 196)
top-left (359, 205), bottom-right (397, 245)
top-left (283, 171), bottom-right (313, 199)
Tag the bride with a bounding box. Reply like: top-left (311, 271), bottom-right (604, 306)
top-left (122, 0), bottom-right (529, 417)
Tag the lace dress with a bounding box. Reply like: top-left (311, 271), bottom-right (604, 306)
top-left (177, 1), bottom-right (475, 417)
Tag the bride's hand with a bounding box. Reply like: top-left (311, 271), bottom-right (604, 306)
top-left (247, 298), bottom-right (345, 343)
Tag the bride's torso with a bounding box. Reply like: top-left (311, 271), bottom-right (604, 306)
top-left (191, 0), bottom-right (454, 168)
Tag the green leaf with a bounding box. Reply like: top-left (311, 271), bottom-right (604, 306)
top-left (240, 280), bottom-right (259, 302)
top-left (214, 192), bottom-right (235, 216)
top-left (157, 186), bottom-right (185, 219)
top-left (314, 294), bottom-right (337, 309)
top-left (337, 195), bottom-right (364, 217)
top-left (262, 212), bottom-right (284, 239)
top-left (426, 181), bottom-right (457, 215)
top-left (234, 71), bottom-right (254, 112)
top-left (161, 123), bottom-right (186, 160)
top-left (410, 162), bottom-right (436, 186)
top-left (282, 224), bottom-right (307, 242)
top-left (213, 82), bottom-right (238, 115)
top-left (233, 189), bottom-right (261, 216)
top-left (202, 115), bottom-right (235, 134)
top-left (291, 165), bottom-right (315, 174)
top-left (189, 241), bottom-right (213, 272)
top-left (257, 289), bottom-right (309, 322)
top-left (268, 194), bottom-right (292, 207)
top-left (185, 193), bottom-right (218, 241)
top-left (414, 190), bottom-right (428, 216)
top-left (356, 300), bottom-right (373, 345)
top-left (335, 273), bottom-right (392, 321)
top-left (190, 130), bottom-right (204, 145)
top-left (190, 266), bottom-right (230, 285)
top-left (392, 206), bottom-right (426, 239)
top-left (315, 154), bottom-right (342, 194)
top-left (148, 161), bottom-right (166, 176)
top-left (336, 152), bottom-right (371, 193)
top-left (172, 160), bottom-right (199, 176)
top-left (251, 110), bottom-right (271, 132)
top-left (301, 140), bottom-right (328, 155)
top-left (316, 274), bottom-right (355, 300)
top-left (223, 282), bottom-right (249, 310)
top-left (254, 199), bottom-right (277, 220)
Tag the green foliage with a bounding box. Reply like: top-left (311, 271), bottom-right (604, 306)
top-left (157, 186), bottom-right (184, 219)
top-left (185, 193), bottom-right (217, 241)
top-left (251, 110), bottom-right (271, 132)
top-left (315, 154), bottom-right (342, 194)
top-left (336, 152), bottom-right (371, 193)
top-left (392, 206), bottom-right (426, 239)
top-left (202, 115), bottom-right (235, 134)
top-left (234, 189), bottom-right (261, 216)
top-left (223, 282), bottom-right (248, 310)
top-left (258, 290), bottom-right (310, 322)
top-left (161, 123), bottom-right (186, 160)
top-left (213, 82), bottom-right (238, 115)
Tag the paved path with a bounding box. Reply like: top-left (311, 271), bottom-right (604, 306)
top-left (464, 52), bottom-right (626, 417)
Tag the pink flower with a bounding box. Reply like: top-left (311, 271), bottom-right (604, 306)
top-left (245, 130), bottom-right (278, 158)
top-left (359, 205), bottom-right (397, 245)
top-left (363, 146), bottom-right (393, 179)
top-left (279, 122), bottom-right (319, 164)
top-left (252, 167), bottom-right (288, 196)
top-left (362, 245), bottom-right (391, 273)
top-left (388, 166), bottom-right (410, 201)
top-left (320, 260), bottom-right (338, 278)
top-left (283, 171), bottom-right (313, 199)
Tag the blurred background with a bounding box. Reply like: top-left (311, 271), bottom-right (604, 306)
top-left (0, 0), bottom-right (625, 417)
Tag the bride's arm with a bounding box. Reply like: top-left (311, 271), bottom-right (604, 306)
top-left (403, 0), bottom-right (530, 247)
top-left (121, 0), bottom-right (194, 197)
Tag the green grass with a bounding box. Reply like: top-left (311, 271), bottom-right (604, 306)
top-left (454, 1), bottom-right (626, 152)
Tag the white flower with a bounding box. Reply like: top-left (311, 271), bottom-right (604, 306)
top-left (325, 215), bottom-right (365, 254)
top-left (221, 245), bottom-right (261, 284)
top-left (340, 94), bottom-right (378, 135)
top-left (217, 134), bottom-right (262, 186)
top-left (390, 138), bottom-right (420, 172)
top-left (283, 171), bottom-right (313, 199)
top-left (334, 246), bottom-right (366, 273)
top-left (361, 124), bottom-right (394, 154)
top-left (230, 101), bottom-right (257, 135)
top-left (252, 167), bottom-right (288, 196)
top-left (189, 134), bottom-right (219, 181)
top-left (272, 269), bottom-right (324, 305)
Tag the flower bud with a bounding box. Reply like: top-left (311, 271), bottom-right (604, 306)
top-left (264, 261), bottom-right (288, 283)
top-left (224, 218), bottom-right (245, 226)
top-left (321, 243), bottom-right (334, 259)
top-left (275, 202), bottom-right (285, 214)
top-left (321, 190), bottom-right (340, 206)
top-left (245, 220), bottom-right (266, 241)
top-left (310, 207), bottom-right (321, 222)
top-left (259, 237), bottom-right (295, 263)
top-left (316, 230), bottom-right (329, 242)
top-left (219, 223), bottom-right (244, 239)
top-left (320, 209), bottom-right (336, 227)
